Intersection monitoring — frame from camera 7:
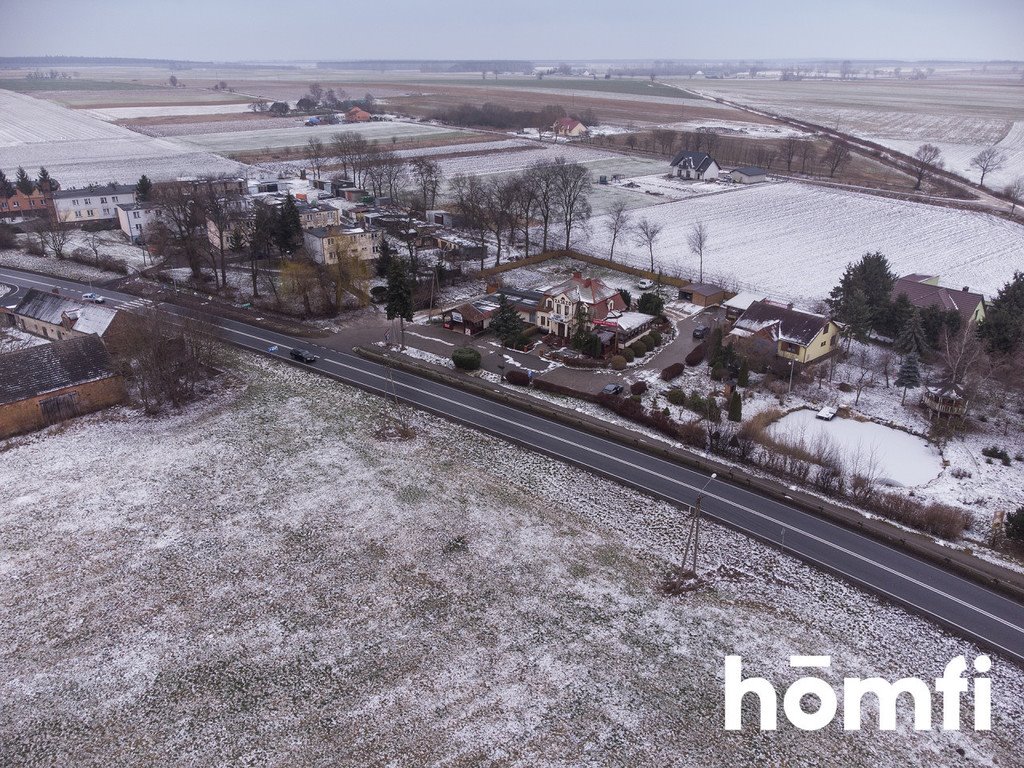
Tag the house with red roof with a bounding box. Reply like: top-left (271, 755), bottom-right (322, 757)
top-left (537, 272), bottom-right (626, 338)
top-left (890, 274), bottom-right (986, 329)
top-left (551, 117), bottom-right (589, 137)
top-left (345, 107), bottom-right (371, 123)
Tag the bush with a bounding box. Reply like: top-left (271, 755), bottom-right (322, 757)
top-left (864, 492), bottom-right (971, 540)
top-left (26, 240), bottom-right (44, 256)
top-left (621, 347), bottom-right (635, 363)
top-left (646, 330), bottom-right (663, 347)
top-left (610, 355), bottom-right (627, 370)
top-left (629, 340), bottom-right (648, 357)
top-left (982, 446), bottom-right (1011, 466)
top-left (1006, 507), bottom-right (1024, 542)
top-left (630, 381), bottom-right (648, 396)
top-left (0, 224), bottom-right (16, 249)
top-left (661, 361), bottom-right (685, 381)
top-left (452, 347), bottom-right (481, 371)
top-left (737, 358), bottom-right (750, 386)
top-left (728, 391), bottom-right (742, 422)
top-left (666, 388), bottom-right (686, 406)
top-left (838, 382), bottom-right (853, 393)
top-left (637, 292), bottom-right (665, 316)
top-left (533, 377), bottom-right (600, 401)
top-left (685, 343), bottom-right (706, 367)
top-left (505, 368), bottom-right (530, 386)
top-left (710, 365), bottom-right (727, 381)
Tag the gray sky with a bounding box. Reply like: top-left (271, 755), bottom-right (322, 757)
top-left (3, 0), bottom-right (1023, 62)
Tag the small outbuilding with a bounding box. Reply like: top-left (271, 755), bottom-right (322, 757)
top-left (730, 166), bottom-right (767, 184)
top-left (0, 335), bottom-right (126, 439)
top-left (678, 282), bottom-right (732, 307)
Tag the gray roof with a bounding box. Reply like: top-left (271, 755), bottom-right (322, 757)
top-left (0, 335), bottom-right (116, 406)
top-left (669, 150), bottom-right (717, 173)
top-left (13, 289), bottom-right (118, 336)
top-left (731, 166), bottom-right (766, 176)
top-left (53, 183), bottom-right (135, 200)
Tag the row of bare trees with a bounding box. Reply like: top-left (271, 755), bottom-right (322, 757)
top-left (447, 157), bottom-right (593, 267)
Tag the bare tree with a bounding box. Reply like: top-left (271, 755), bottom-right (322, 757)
top-left (652, 128), bottom-right (676, 154)
top-left (331, 132), bottom-right (370, 186)
top-left (483, 177), bottom-right (519, 265)
top-left (308, 82), bottom-right (324, 104)
top-left (306, 137), bottom-right (327, 179)
top-left (380, 152), bottom-right (407, 202)
top-left (1004, 176), bottom-right (1024, 215)
top-left (512, 174), bottom-right (539, 258)
top-left (969, 147), bottom-right (1007, 187)
top-left (409, 157), bottom-right (442, 211)
top-left (604, 199), bottom-right (631, 262)
top-left (686, 221), bottom-right (709, 283)
top-left (529, 160), bottom-right (559, 253)
top-left (911, 143), bottom-right (943, 190)
top-left (552, 158), bottom-right (592, 250)
top-left (151, 181), bottom-right (204, 279)
top-left (823, 140), bottom-right (851, 178)
top-left (449, 173), bottom-right (490, 268)
top-left (781, 137), bottom-right (800, 172)
top-left (633, 217), bottom-right (664, 272)
top-left (198, 178), bottom-right (243, 289)
top-left (249, 99), bottom-right (270, 113)
top-left (39, 214), bottom-right (73, 259)
top-left (799, 141), bottom-right (816, 174)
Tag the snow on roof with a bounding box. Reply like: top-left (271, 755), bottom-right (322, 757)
top-left (0, 335), bottom-right (116, 405)
top-left (723, 291), bottom-right (762, 311)
top-left (731, 166), bottom-right (767, 176)
top-left (735, 299), bottom-right (831, 347)
top-left (604, 311), bottom-right (654, 332)
top-left (539, 274), bottom-right (620, 305)
top-left (13, 289), bottom-right (118, 336)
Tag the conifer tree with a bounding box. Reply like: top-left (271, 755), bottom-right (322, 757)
top-left (895, 310), bottom-right (927, 357)
top-left (895, 351), bottom-right (921, 405)
top-left (728, 391), bottom-right (742, 422)
top-left (489, 294), bottom-right (524, 347)
top-left (385, 257), bottom-right (414, 349)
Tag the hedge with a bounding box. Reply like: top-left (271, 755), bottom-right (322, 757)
top-left (685, 343), bottom-right (706, 367)
top-left (610, 355), bottom-right (627, 371)
top-left (661, 361), bottom-right (685, 381)
top-left (533, 377), bottom-right (600, 402)
top-left (505, 369), bottom-right (531, 386)
top-left (452, 347), bottom-right (481, 371)
top-left (621, 347), bottom-right (635, 363)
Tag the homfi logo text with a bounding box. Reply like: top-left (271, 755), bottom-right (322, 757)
top-left (723, 655), bottom-right (991, 731)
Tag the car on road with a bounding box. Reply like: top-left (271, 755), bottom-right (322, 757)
top-left (637, 278), bottom-right (654, 290)
top-left (290, 348), bottom-right (319, 364)
top-left (82, 293), bottom-right (105, 303)
top-left (692, 326), bottom-right (710, 339)
top-left (601, 383), bottom-right (624, 396)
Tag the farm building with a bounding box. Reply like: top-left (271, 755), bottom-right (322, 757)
top-left (678, 282), bottom-right (732, 307)
top-left (345, 107), bottom-right (372, 123)
top-left (729, 166), bottom-right (767, 184)
top-left (552, 118), bottom-right (589, 137)
top-left (0, 335), bottom-right (126, 440)
top-left (891, 274), bottom-right (986, 328)
top-left (729, 299), bottom-right (840, 364)
top-left (669, 151), bottom-right (720, 181)
top-left (12, 289), bottom-right (128, 343)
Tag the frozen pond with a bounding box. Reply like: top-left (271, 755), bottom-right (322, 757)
top-left (767, 409), bottom-right (943, 487)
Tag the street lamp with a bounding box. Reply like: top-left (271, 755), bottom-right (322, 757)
top-left (683, 472), bottom-right (718, 576)
top-left (787, 359), bottom-right (795, 396)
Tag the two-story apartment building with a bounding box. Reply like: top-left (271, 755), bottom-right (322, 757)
top-left (52, 184), bottom-right (136, 223)
top-left (116, 202), bottom-right (163, 242)
top-left (303, 225), bottom-right (380, 265)
top-left (0, 187), bottom-right (53, 220)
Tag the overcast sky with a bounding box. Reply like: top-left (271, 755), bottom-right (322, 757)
top-left (3, 0), bottom-right (1023, 62)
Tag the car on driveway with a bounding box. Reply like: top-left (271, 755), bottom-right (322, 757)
top-left (692, 326), bottom-right (710, 339)
top-left (290, 348), bottom-right (319, 364)
top-left (82, 293), bottom-right (105, 303)
top-left (601, 383), bottom-right (624, 396)
top-left (637, 278), bottom-right (654, 290)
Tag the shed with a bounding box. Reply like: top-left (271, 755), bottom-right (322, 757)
top-left (730, 166), bottom-right (767, 184)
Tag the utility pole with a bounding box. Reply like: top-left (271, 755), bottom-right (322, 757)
top-left (681, 472), bottom-right (717, 576)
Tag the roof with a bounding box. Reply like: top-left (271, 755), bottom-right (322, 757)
top-left (734, 299), bottom-right (832, 347)
top-left (731, 166), bottom-right (766, 176)
top-left (13, 289), bottom-right (118, 336)
top-left (553, 118), bottom-right (586, 132)
top-left (53, 183), bottom-right (134, 200)
top-left (892, 276), bottom-right (985, 325)
top-left (601, 311), bottom-right (654, 332)
top-left (540, 274), bottom-right (621, 306)
top-left (0, 335), bottom-right (117, 406)
top-left (669, 150), bottom-right (717, 173)
top-left (681, 282), bottom-right (727, 298)
top-left (116, 202), bottom-right (160, 212)
top-left (723, 291), bottom-right (761, 312)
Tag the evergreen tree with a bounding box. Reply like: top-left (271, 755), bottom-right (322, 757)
top-left (1006, 506), bottom-right (1024, 542)
top-left (0, 170), bottom-right (14, 198)
top-left (883, 292), bottom-right (915, 339)
top-left (375, 236), bottom-right (394, 278)
top-left (637, 292), bottom-right (664, 316)
top-left (36, 167), bottom-right (58, 193)
top-left (618, 288), bottom-right (632, 309)
top-left (825, 251), bottom-right (897, 333)
top-left (274, 193), bottom-right (303, 253)
top-left (489, 294), bottom-right (524, 347)
top-left (844, 284), bottom-right (873, 343)
top-left (737, 358), bottom-right (750, 386)
top-left (979, 271), bottom-right (1024, 356)
top-left (135, 174), bottom-right (153, 202)
top-left (385, 257), bottom-right (414, 348)
top-left (894, 351), bottom-right (921, 405)
top-left (894, 310), bottom-right (927, 356)
top-left (15, 167), bottom-right (34, 196)
top-left (728, 391), bottom-right (742, 421)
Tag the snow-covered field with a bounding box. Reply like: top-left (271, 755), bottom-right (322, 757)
top-left (0, 89), bottom-right (248, 187)
top-left (576, 181), bottom-right (1024, 302)
top-left (0, 355), bottom-right (1021, 765)
top-left (86, 103), bottom-right (258, 121)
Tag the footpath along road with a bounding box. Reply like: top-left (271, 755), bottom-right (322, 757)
top-left (3, 265), bottom-right (1024, 666)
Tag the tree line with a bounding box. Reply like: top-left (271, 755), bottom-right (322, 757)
top-left (432, 102), bottom-right (598, 132)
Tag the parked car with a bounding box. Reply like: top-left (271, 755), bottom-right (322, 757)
top-left (637, 278), bottom-right (654, 290)
top-left (290, 348), bottom-right (319, 364)
top-left (601, 383), bottom-right (624, 396)
top-left (82, 293), bottom-right (105, 304)
top-left (692, 326), bottom-right (710, 339)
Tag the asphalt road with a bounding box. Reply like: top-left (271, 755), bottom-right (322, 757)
top-left (3, 266), bottom-right (1024, 666)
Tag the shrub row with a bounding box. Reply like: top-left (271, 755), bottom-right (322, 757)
top-left (504, 369), bottom-right (531, 386)
top-left (597, 392), bottom-right (705, 448)
top-left (661, 362), bottom-right (685, 381)
top-left (533, 377), bottom-right (600, 402)
top-left (862, 492), bottom-right (972, 541)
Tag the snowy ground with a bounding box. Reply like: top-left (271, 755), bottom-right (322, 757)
top-left (574, 181), bottom-right (1024, 302)
top-left (0, 89), bottom-right (248, 187)
top-left (0, 354), bottom-right (1021, 766)
top-left (86, 103), bottom-right (258, 121)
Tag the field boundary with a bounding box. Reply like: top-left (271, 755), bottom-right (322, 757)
top-left (481, 248), bottom-right (692, 289)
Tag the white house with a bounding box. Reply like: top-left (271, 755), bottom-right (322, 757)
top-left (303, 225), bottom-right (380, 265)
top-left (669, 151), bottom-right (721, 180)
top-left (730, 166), bottom-right (767, 184)
top-left (116, 202), bottom-right (162, 242)
top-left (53, 184), bottom-right (136, 223)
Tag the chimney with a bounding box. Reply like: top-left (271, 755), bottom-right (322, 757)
top-left (962, 286), bottom-right (969, 292)
top-left (572, 271), bottom-right (582, 279)
top-left (485, 281), bottom-right (500, 294)
top-left (787, 302), bottom-right (794, 310)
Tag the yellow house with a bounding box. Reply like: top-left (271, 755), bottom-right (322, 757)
top-left (730, 299), bottom-right (841, 364)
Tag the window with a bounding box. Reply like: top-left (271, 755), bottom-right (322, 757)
top-left (12, 202), bottom-right (18, 208)
top-left (102, 208), bottom-right (109, 215)
top-left (111, 196), bottom-right (118, 203)
top-left (135, 224), bottom-right (141, 232)
top-left (72, 199), bottom-right (79, 205)
top-left (75, 211), bottom-right (82, 218)
top-left (86, 210), bottom-right (94, 217)
top-left (100, 197), bottom-right (107, 203)
top-left (84, 198), bottom-right (91, 204)
top-left (133, 211), bottom-right (140, 219)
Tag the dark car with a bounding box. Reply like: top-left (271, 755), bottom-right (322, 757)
top-left (601, 383), bottom-right (624, 396)
top-left (692, 326), bottom-right (710, 340)
top-left (290, 348), bottom-right (319, 364)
